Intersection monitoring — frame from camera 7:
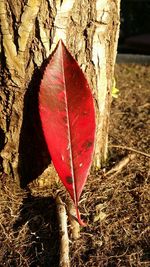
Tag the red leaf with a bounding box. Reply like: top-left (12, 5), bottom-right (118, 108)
top-left (39, 40), bottom-right (96, 226)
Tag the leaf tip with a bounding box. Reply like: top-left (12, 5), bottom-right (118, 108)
top-left (58, 39), bottom-right (64, 47)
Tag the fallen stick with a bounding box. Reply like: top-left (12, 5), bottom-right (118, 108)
top-left (105, 153), bottom-right (136, 176)
top-left (109, 144), bottom-right (150, 158)
top-left (67, 200), bottom-right (80, 240)
top-left (56, 196), bottom-right (70, 267)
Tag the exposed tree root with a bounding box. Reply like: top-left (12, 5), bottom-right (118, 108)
top-left (105, 153), bottom-right (136, 176)
top-left (56, 196), bottom-right (70, 267)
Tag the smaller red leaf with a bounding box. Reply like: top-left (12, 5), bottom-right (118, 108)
top-left (39, 40), bottom-right (96, 225)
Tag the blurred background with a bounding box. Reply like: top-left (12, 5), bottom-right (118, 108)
top-left (118, 0), bottom-right (150, 55)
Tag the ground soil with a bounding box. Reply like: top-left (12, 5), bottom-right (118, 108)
top-left (0, 64), bottom-right (150, 267)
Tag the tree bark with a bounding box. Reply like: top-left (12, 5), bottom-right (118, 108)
top-left (0, 0), bottom-right (120, 186)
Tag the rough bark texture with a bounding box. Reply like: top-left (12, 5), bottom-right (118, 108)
top-left (0, 0), bottom-right (120, 187)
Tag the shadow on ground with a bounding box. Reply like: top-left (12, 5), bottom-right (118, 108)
top-left (13, 193), bottom-right (60, 267)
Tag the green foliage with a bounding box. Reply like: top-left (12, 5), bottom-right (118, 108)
top-left (112, 78), bottom-right (119, 98)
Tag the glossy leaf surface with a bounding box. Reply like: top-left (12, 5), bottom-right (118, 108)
top-left (39, 40), bottom-right (96, 225)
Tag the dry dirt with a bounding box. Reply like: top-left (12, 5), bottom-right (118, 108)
top-left (0, 64), bottom-right (150, 267)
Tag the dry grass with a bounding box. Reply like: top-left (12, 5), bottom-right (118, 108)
top-left (0, 175), bottom-right (29, 266)
top-left (70, 158), bottom-right (150, 266)
top-left (0, 175), bottom-right (60, 266)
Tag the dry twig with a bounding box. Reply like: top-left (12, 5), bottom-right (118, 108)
top-left (109, 144), bottom-right (150, 158)
top-left (105, 153), bottom-right (136, 176)
top-left (56, 196), bottom-right (70, 267)
top-left (67, 200), bottom-right (80, 240)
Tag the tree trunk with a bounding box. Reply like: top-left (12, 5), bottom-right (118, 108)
top-left (0, 0), bottom-right (120, 186)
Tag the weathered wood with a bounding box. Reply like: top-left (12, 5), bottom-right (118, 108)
top-left (56, 196), bottom-right (70, 267)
